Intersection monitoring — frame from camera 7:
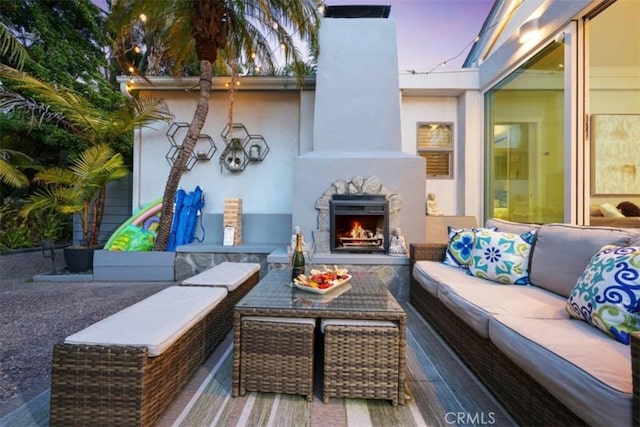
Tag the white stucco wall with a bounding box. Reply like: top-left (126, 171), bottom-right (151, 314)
top-left (133, 89), bottom-right (313, 214)
top-left (400, 96), bottom-right (458, 215)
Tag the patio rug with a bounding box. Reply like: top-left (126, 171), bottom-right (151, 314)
top-left (167, 342), bottom-right (429, 427)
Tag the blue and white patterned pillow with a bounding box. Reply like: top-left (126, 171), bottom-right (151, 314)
top-left (443, 227), bottom-right (496, 269)
top-left (468, 229), bottom-right (536, 284)
top-left (566, 245), bottom-right (640, 345)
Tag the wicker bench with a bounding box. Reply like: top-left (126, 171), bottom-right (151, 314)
top-left (50, 262), bottom-right (260, 427)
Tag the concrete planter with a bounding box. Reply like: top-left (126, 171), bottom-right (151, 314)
top-left (93, 250), bottom-right (175, 281)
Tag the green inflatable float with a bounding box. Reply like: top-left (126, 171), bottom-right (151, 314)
top-left (104, 197), bottom-right (163, 251)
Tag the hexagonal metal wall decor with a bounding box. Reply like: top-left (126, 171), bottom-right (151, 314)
top-left (220, 123), bottom-right (249, 143)
top-left (220, 138), bottom-right (250, 172)
top-left (245, 134), bottom-right (269, 161)
top-left (166, 145), bottom-right (198, 171)
top-left (219, 123), bottom-right (269, 173)
top-left (165, 122), bottom-right (217, 171)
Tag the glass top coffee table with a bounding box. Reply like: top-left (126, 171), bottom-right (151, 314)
top-left (232, 269), bottom-right (406, 404)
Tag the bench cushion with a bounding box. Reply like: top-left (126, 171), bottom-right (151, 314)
top-left (182, 262), bottom-right (260, 291)
top-left (65, 286), bottom-right (227, 356)
top-left (490, 315), bottom-right (632, 427)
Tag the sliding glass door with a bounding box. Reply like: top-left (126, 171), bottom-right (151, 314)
top-left (485, 42), bottom-right (566, 224)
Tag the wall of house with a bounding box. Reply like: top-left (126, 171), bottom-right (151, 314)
top-left (401, 96), bottom-right (458, 214)
top-left (134, 89), bottom-right (312, 215)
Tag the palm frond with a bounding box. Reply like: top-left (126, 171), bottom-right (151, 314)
top-left (0, 148), bottom-right (32, 188)
top-left (21, 187), bottom-right (83, 217)
top-left (0, 64), bottom-right (101, 137)
top-left (0, 22), bottom-right (28, 69)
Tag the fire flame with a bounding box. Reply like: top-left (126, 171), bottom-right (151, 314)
top-left (346, 221), bottom-right (371, 239)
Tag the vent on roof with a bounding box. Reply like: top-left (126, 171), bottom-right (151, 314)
top-left (323, 5), bottom-right (391, 19)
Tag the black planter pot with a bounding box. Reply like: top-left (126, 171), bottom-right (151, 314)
top-left (63, 246), bottom-right (98, 273)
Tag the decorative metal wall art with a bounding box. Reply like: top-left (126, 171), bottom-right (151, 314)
top-left (165, 122), bottom-right (217, 171)
top-left (219, 123), bottom-right (270, 173)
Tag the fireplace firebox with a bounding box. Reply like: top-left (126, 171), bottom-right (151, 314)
top-left (330, 195), bottom-right (389, 253)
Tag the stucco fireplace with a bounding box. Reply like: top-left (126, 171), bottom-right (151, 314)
top-left (291, 10), bottom-right (426, 253)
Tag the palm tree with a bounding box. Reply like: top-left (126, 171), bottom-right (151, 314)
top-left (108, 0), bottom-right (321, 251)
top-left (21, 144), bottom-right (128, 247)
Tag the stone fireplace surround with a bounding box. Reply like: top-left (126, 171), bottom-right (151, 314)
top-left (314, 175), bottom-right (401, 254)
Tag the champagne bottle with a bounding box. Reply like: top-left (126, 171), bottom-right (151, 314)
top-left (291, 232), bottom-right (305, 281)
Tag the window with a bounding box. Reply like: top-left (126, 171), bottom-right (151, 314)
top-left (485, 42), bottom-right (565, 224)
top-left (417, 122), bottom-right (453, 178)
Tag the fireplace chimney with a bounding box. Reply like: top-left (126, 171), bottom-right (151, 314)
top-left (291, 9), bottom-right (426, 249)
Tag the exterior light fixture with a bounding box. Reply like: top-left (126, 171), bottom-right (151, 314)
top-left (519, 17), bottom-right (540, 44)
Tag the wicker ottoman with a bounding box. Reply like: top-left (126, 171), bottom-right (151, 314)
top-left (239, 316), bottom-right (316, 401)
top-left (321, 319), bottom-right (400, 405)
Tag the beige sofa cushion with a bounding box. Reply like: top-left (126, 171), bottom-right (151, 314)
top-left (436, 276), bottom-right (568, 337)
top-left (490, 315), bottom-right (631, 427)
top-left (485, 218), bottom-right (541, 235)
top-left (529, 224), bottom-right (638, 297)
top-left (412, 260), bottom-right (473, 296)
top-left (65, 286), bottom-right (227, 356)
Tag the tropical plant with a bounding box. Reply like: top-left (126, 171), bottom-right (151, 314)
top-left (0, 148), bottom-right (30, 188)
top-left (0, 64), bottom-right (174, 247)
top-left (108, 0), bottom-right (322, 251)
top-left (21, 144), bottom-right (128, 247)
top-left (1, 0), bottom-right (128, 164)
top-left (0, 203), bottom-right (70, 251)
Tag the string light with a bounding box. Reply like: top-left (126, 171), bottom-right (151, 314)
top-left (401, 2), bottom-right (524, 75)
top-left (139, 13), bottom-right (147, 23)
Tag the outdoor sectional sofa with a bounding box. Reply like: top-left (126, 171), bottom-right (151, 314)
top-left (410, 218), bottom-right (640, 427)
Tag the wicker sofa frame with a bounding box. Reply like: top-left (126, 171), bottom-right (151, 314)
top-left (49, 269), bottom-right (260, 427)
top-left (410, 243), bottom-right (640, 427)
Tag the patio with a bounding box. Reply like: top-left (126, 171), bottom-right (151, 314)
top-left (0, 275), bottom-right (516, 426)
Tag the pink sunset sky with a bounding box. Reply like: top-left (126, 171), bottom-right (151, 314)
top-left (93, 0), bottom-right (494, 72)
top-left (326, 0), bottom-right (494, 72)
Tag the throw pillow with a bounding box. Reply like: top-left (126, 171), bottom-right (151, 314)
top-left (566, 245), bottom-right (640, 345)
top-left (468, 229), bottom-right (536, 284)
top-left (600, 203), bottom-right (624, 218)
top-left (617, 201), bottom-right (640, 217)
top-left (443, 227), bottom-right (495, 269)
top-left (589, 204), bottom-right (603, 217)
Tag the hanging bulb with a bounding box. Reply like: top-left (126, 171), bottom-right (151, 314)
top-left (134, 46), bottom-right (141, 54)
top-left (128, 66), bottom-right (135, 73)
top-left (139, 13), bottom-right (147, 23)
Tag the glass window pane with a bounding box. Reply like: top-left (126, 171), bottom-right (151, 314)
top-left (485, 42), bottom-right (565, 224)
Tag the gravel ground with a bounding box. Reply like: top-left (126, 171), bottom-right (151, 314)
top-left (0, 250), bottom-right (174, 418)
